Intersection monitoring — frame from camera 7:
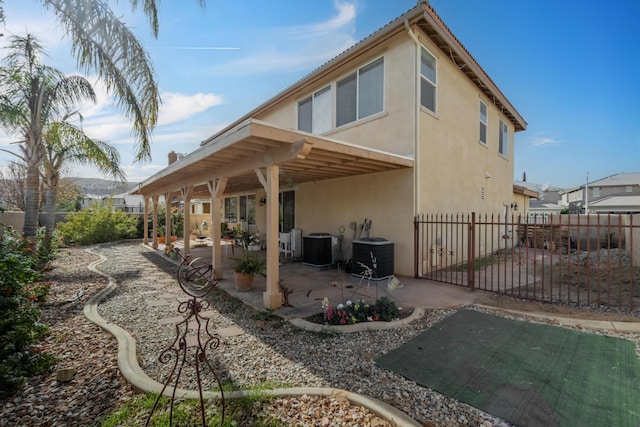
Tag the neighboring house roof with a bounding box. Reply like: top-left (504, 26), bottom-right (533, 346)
top-left (562, 172), bottom-right (640, 194)
top-left (105, 192), bottom-right (145, 206)
top-left (529, 203), bottom-right (564, 212)
top-left (588, 172), bottom-right (640, 187)
top-left (588, 195), bottom-right (640, 212)
top-left (200, 1), bottom-right (526, 148)
top-left (513, 183), bottom-right (539, 198)
top-left (513, 181), bottom-right (563, 198)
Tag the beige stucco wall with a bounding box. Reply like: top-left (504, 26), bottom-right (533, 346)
top-left (225, 24), bottom-right (520, 276)
top-left (258, 33), bottom-right (417, 157)
top-left (415, 33), bottom-right (514, 216)
top-left (512, 193), bottom-right (530, 214)
top-left (295, 169), bottom-right (414, 276)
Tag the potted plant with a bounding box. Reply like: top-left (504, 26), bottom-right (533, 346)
top-left (231, 250), bottom-right (266, 291)
top-left (157, 225), bottom-right (166, 244)
top-left (247, 231), bottom-right (262, 251)
top-left (190, 227), bottom-right (203, 241)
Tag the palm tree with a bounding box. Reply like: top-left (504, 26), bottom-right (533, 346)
top-left (0, 34), bottom-right (98, 238)
top-left (1, 0), bottom-right (205, 162)
top-left (41, 116), bottom-right (126, 235)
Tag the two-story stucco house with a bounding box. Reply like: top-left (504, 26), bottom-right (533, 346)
top-left (562, 172), bottom-right (640, 214)
top-left (132, 1), bottom-right (527, 309)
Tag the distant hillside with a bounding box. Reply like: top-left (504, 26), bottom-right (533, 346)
top-left (69, 177), bottom-right (139, 197)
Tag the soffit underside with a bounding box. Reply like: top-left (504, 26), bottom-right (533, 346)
top-left (132, 121), bottom-right (414, 199)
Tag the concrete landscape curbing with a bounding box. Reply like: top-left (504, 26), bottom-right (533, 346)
top-left (83, 247), bottom-right (639, 425)
top-left (289, 308), bottom-right (426, 333)
top-left (83, 249), bottom-right (423, 426)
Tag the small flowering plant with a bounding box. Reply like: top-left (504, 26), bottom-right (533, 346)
top-left (323, 296), bottom-right (400, 325)
top-left (25, 282), bottom-right (53, 303)
top-left (249, 232), bottom-right (261, 246)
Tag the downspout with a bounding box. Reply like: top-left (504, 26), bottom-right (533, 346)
top-left (405, 20), bottom-right (420, 216)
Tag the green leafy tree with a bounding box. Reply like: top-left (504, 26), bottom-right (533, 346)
top-left (41, 117), bottom-right (126, 236)
top-left (0, 160), bottom-right (27, 211)
top-left (55, 178), bottom-right (83, 212)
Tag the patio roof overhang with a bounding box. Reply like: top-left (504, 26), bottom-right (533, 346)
top-left (131, 119), bottom-right (414, 198)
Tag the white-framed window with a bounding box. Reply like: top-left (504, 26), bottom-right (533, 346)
top-left (498, 119), bottom-right (508, 156)
top-left (222, 195), bottom-right (256, 225)
top-left (336, 57), bottom-right (384, 127)
top-left (297, 85), bottom-right (332, 134)
top-left (420, 47), bottom-right (437, 113)
top-left (479, 100), bottom-right (488, 144)
top-left (592, 187), bottom-right (600, 197)
top-left (626, 185), bottom-right (633, 193)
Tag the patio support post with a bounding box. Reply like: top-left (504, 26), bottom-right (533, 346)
top-left (152, 196), bottom-right (159, 249)
top-left (208, 179), bottom-right (227, 279)
top-left (262, 165), bottom-right (282, 310)
top-left (181, 186), bottom-right (192, 257)
top-left (164, 192), bottom-right (171, 243)
top-left (143, 196), bottom-right (149, 245)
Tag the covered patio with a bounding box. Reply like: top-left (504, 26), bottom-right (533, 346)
top-left (132, 119), bottom-right (413, 310)
top-left (151, 240), bottom-right (483, 319)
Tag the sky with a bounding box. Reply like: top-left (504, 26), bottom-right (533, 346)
top-left (0, 0), bottom-right (638, 190)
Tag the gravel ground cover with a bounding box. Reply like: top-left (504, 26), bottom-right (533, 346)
top-left (1, 240), bottom-right (638, 426)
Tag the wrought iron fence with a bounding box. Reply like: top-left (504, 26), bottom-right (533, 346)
top-left (414, 213), bottom-right (640, 313)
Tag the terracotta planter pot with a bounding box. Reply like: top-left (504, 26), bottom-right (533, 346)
top-left (157, 236), bottom-right (177, 244)
top-left (234, 272), bottom-right (254, 292)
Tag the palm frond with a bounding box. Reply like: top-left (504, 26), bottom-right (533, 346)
top-left (43, 0), bottom-right (159, 161)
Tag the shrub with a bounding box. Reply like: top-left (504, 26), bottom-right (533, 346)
top-left (147, 206), bottom-right (185, 238)
top-left (0, 229), bottom-right (58, 397)
top-left (57, 202), bottom-right (138, 245)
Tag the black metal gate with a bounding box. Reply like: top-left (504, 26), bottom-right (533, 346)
top-left (414, 213), bottom-right (639, 313)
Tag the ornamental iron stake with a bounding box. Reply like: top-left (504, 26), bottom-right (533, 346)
top-left (145, 248), bottom-right (225, 426)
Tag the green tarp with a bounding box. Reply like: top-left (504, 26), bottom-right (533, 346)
top-left (375, 309), bottom-right (640, 427)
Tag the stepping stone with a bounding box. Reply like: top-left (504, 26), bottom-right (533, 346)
top-left (158, 293), bottom-right (179, 299)
top-left (147, 300), bottom-right (171, 307)
top-left (215, 326), bottom-right (244, 338)
top-left (158, 315), bottom-right (185, 325)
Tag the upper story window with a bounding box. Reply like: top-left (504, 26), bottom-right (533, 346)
top-left (498, 119), bottom-right (508, 157)
top-left (626, 185), bottom-right (633, 193)
top-left (336, 57), bottom-right (384, 127)
top-left (479, 100), bottom-right (488, 144)
top-left (420, 47), bottom-right (437, 113)
top-left (592, 187), bottom-right (600, 197)
top-left (297, 85), bottom-right (332, 134)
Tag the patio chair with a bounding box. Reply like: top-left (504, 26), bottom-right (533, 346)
top-left (279, 232), bottom-right (293, 258)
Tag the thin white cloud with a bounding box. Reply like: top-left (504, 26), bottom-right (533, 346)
top-left (280, 0), bottom-right (356, 39)
top-left (158, 92), bottom-right (224, 126)
top-left (209, 1), bottom-right (358, 76)
top-left (150, 47), bottom-right (240, 50)
top-left (529, 134), bottom-right (566, 146)
top-left (74, 77), bottom-right (223, 145)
